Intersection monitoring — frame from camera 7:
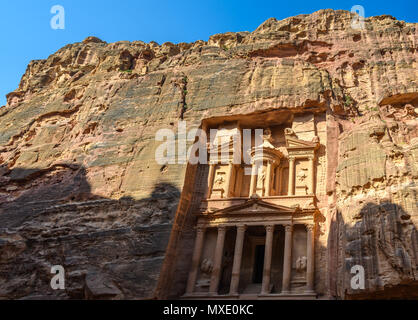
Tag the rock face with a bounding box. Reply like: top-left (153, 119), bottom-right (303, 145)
top-left (0, 9), bottom-right (417, 299)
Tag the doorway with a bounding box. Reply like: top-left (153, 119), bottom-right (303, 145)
top-left (252, 245), bottom-right (265, 283)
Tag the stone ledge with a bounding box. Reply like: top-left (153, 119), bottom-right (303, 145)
top-left (182, 293), bottom-right (318, 300)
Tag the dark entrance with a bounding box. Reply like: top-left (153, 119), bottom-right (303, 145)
top-left (252, 245), bottom-right (265, 283)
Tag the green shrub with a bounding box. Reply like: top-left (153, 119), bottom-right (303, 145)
top-left (344, 95), bottom-right (353, 106)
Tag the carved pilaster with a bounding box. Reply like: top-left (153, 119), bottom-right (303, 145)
top-left (229, 225), bottom-right (247, 295)
top-left (265, 161), bottom-right (272, 197)
top-left (305, 224), bottom-right (315, 294)
top-left (288, 157), bottom-right (295, 196)
top-left (261, 224), bottom-right (275, 294)
top-left (209, 226), bottom-right (227, 294)
top-left (224, 162), bottom-right (234, 198)
top-left (308, 155), bottom-right (315, 195)
top-left (282, 224), bottom-right (293, 294)
top-left (186, 226), bottom-right (206, 294)
top-left (207, 163), bottom-right (215, 199)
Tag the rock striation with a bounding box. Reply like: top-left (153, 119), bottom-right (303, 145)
top-left (0, 9), bottom-right (417, 299)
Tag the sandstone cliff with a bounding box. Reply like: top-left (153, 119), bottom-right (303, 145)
top-left (0, 9), bottom-right (417, 299)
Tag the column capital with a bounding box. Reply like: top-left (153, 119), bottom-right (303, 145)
top-left (237, 225), bottom-right (247, 232)
top-left (196, 226), bottom-right (206, 233)
top-left (252, 159), bottom-right (262, 166)
top-left (288, 156), bottom-right (296, 162)
top-left (306, 224), bottom-right (314, 232)
top-left (308, 155), bottom-right (315, 161)
top-left (265, 224), bottom-right (275, 233)
top-left (218, 225), bottom-right (227, 233)
top-left (284, 224), bottom-right (293, 232)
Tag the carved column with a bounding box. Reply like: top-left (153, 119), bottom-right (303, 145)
top-left (282, 224), bottom-right (293, 294)
top-left (209, 226), bottom-right (227, 294)
top-left (186, 226), bottom-right (206, 294)
top-left (229, 225), bottom-right (246, 295)
top-left (288, 157), bottom-right (295, 196)
top-left (261, 225), bottom-right (275, 294)
top-left (224, 162), bottom-right (234, 198)
top-left (265, 161), bottom-right (272, 197)
top-left (276, 166), bottom-right (282, 196)
top-left (207, 164), bottom-right (215, 199)
top-left (306, 224), bottom-right (315, 294)
top-left (308, 156), bottom-right (315, 195)
top-left (249, 162), bottom-right (257, 197)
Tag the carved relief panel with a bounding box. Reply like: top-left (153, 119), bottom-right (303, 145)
top-left (211, 165), bottom-right (227, 199)
top-left (295, 159), bottom-right (310, 196)
top-left (194, 229), bottom-right (218, 292)
top-left (291, 225), bottom-right (308, 293)
top-left (256, 165), bottom-right (267, 197)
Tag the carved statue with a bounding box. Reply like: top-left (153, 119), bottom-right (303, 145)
top-left (200, 258), bottom-right (213, 275)
top-left (296, 256), bottom-right (307, 272)
top-left (257, 167), bottom-right (266, 185)
top-left (297, 168), bottom-right (308, 182)
top-left (214, 173), bottom-right (225, 188)
top-left (262, 128), bottom-right (273, 142)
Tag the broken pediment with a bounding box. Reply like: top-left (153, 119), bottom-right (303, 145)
top-left (285, 136), bottom-right (319, 150)
top-left (284, 128), bottom-right (319, 150)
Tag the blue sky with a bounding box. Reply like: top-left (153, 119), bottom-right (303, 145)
top-left (0, 0), bottom-right (417, 106)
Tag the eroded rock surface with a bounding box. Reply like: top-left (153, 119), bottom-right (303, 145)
top-left (0, 9), bottom-right (417, 299)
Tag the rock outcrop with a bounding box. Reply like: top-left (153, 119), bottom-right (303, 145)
top-left (0, 9), bottom-right (417, 299)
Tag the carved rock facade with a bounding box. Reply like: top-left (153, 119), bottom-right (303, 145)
top-left (0, 10), bottom-right (417, 299)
